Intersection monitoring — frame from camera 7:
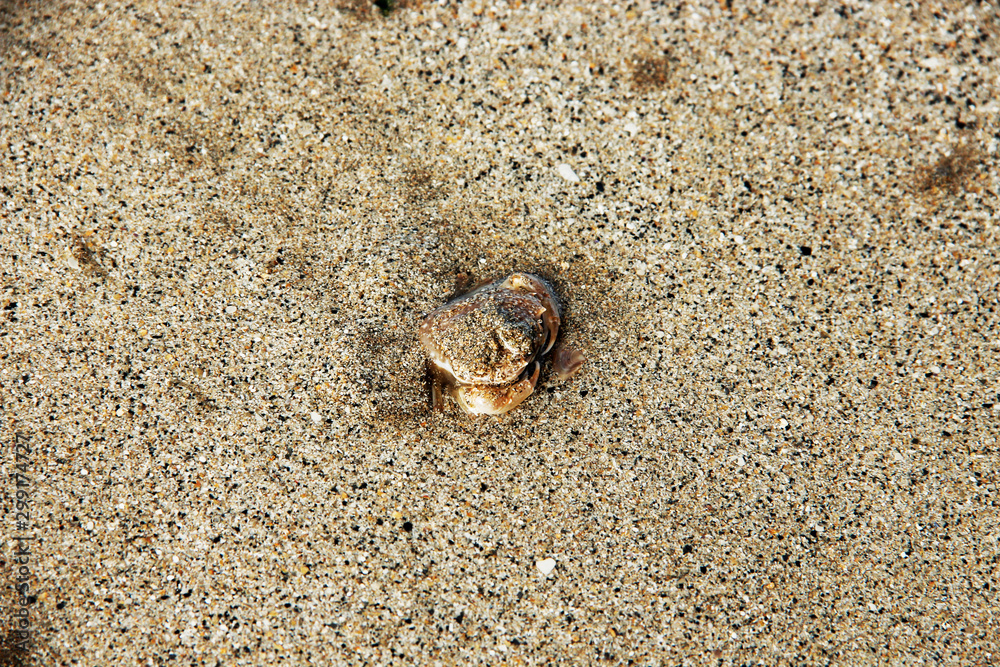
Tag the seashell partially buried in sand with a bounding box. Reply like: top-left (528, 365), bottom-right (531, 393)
top-left (419, 273), bottom-right (585, 416)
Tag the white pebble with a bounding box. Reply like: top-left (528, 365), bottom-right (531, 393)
top-left (225, 305), bottom-right (237, 315)
top-left (311, 411), bottom-right (323, 424)
top-left (635, 261), bottom-right (647, 277)
top-left (536, 558), bottom-right (556, 575)
top-left (557, 164), bottom-right (580, 183)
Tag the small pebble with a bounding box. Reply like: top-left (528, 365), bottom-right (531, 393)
top-left (536, 558), bottom-right (556, 575)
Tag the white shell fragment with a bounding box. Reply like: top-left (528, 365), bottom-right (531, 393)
top-left (557, 163), bottom-right (580, 182)
top-left (536, 558), bottom-right (556, 575)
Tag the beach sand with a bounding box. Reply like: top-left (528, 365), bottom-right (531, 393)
top-left (2, 0), bottom-right (998, 663)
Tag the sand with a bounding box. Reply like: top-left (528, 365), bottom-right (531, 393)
top-left (1, 0), bottom-right (998, 664)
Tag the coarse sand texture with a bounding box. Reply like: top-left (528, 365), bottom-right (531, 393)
top-left (1, 0), bottom-right (998, 664)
